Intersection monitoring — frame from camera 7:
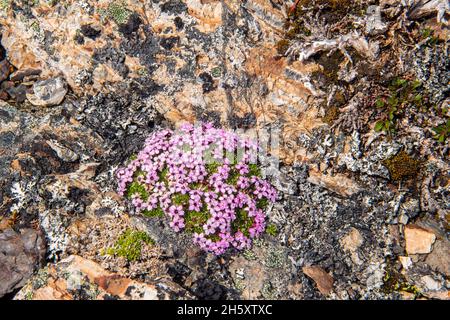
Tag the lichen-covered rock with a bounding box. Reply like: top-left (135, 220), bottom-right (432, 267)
top-left (26, 77), bottom-right (68, 107)
top-left (14, 255), bottom-right (192, 300)
top-left (0, 228), bottom-right (46, 298)
top-left (425, 240), bottom-right (450, 277)
top-left (0, 0), bottom-right (448, 300)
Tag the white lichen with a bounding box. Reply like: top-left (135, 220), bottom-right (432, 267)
top-left (39, 209), bottom-right (70, 260)
top-left (9, 181), bottom-right (31, 213)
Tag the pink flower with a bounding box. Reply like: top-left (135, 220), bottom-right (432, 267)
top-left (168, 205), bottom-right (184, 218)
top-left (116, 122), bottom-right (278, 255)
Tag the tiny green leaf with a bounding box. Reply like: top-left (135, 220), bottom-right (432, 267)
top-left (411, 80), bottom-right (421, 90)
top-left (388, 96), bottom-right (398, 107)
top-left (374, 121), bottom-right (384, 132)
top-left (376, 98), bottom-right (385, 108)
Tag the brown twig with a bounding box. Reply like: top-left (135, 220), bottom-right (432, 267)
top-left (289, 0), bottom-right (301, 15)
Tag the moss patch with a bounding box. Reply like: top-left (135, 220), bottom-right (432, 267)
top-left (322, 105), bottom-right (340, 125)
top-left (105, 229), bottom-right (154, 262)
top-left (226, 168), bottom-right (240, 185)
top-left (206, 162), bottom-right (220, 175)
top-left (158, 166), bottom-right (169, 185)
top-left (142, 207), bottom-right (164, 218)
top-left (125, 181), bottom-right (148, 201)
top-left (420, 27), bottom-right (440, 47)
top-left (185, 209), bottom-right (210, 234)
top-left (382, 150), bottom-right (421, 182)
top-left (171, 193), bottom-right (189, 206)
top-left (265, 224), bottom-right (278, 237)
top-left (256, 198), bottom-right (269, 210)
top-left (248, 163), bottom-right (261, 177)
top-left (275, 39), bottom-right (290, 55)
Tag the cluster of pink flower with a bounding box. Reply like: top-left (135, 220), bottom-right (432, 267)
top-left (116, 122), bottom-right (277, 255)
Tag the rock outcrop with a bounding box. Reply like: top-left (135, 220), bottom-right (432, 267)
top-left (0, 0), bottom-right (448, 300)
top-left (14, 255), bottom-right (192, 300)
top-left (0, 228), bottom-right (46, 297)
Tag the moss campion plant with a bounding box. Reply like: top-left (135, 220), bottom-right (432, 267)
top-left (116, 123), bottom-right (278, 255)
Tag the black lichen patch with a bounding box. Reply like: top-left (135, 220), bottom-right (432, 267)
top-left (9, 69), bottom-right (41, 83)
top-left (68, 186), bottom-right (92, 207)
top-left (0, 37), bottom-right (6, 60)
top-left (191, 278), bottom-right (231, 300)
top-left (124, 285), bottom-right (136, 297)
top-left (128, 76), bottom-right (163, 99)
top-left (291, 0), bottom-right (364, 25)
top-left (382, 150), bottom-right (422, 182)
top-left (77, 86), bottom-right (163, 165)
top-left (120, 25), bottom-right (160, 73)
top-left (10, 1), bottom-right (35, 19)
top-left (118, 12), bottom-right (142, 37)
top-left (20, 139), bottom-right (80, 176)
top-left (315, 0), bottom-right (355, 24)
top-left (167, 261), bottom-right (192, 285)
top-left (94, 207), bottom-right (113, 217)
top-left (80, 24), bottom-right (101, 40)
top-left (229, 112), bottom-right (257, 129)
top-left (92, 45), bottom-right (129, 78)
top-left (199, 72), bottom-right (215, 93)
top-left (311, 50), bottom-right (345, 86)
top-left (174, 16), bottom-right (184, 30)
top-left (193, 106), bottom-right (221, 127)
top-left (68, 281), bottom-right (100, 300)
top-left (74, 32), bottom-right (85, 45)
top-left (161, 0), bottom-right (188, 15)
top-left (0, 108), bottom-right (13, 122)
top-left (19, 136), bottom-right (79, 175)
top-left (5, 84), bottom-right (28, 103)
top-left (159, 36), bottom-right (179, 50)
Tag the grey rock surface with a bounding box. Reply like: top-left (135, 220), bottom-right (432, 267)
top-left (26, 77), bottom-right (68, 107)
top-left (0, 228), bottom-right (46, 297)
top-left (0, 0), bottom-right (448, 300)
